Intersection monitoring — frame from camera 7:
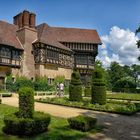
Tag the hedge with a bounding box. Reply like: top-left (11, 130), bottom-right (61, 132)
top-left (18, 87), bottom-right (34, 118)
top-left (68, 115), bottom-right (97, 132)
top-left (69, 71), bottom-right (82, 101)
top-left (3, 112), bottom-right (51, 136)
top-left (92, 70), bottom-right (106, 105)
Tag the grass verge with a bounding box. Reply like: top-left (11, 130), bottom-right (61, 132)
top-left (0, 104), bottom-right (101, 140)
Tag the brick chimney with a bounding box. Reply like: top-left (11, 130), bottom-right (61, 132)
top-left (29, 13), bottom-right (36, 28)
top-left (13, 10), bottom-right (36, 29)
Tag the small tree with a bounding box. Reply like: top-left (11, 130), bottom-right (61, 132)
top-left (69, 70), bottom-right (82, 101)
top-left (18, 87), bottom-right (34, 118)
top-left (84, 75), bottom-right (91, 97)
top-left (92, 69), bottom-right (106, 105)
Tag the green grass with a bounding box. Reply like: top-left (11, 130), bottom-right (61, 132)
top-left (107, 93), bottom-right (140, 101)
top-left (0, 104), bottom-right (100, 140)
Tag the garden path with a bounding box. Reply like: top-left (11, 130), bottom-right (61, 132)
top-left (2, 97), bottom-right (140, 140)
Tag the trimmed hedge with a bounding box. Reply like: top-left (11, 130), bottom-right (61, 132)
top-left (1, 93), bottom-right (12, 97)
top-left (84, 76), bottom-right (91, 97)
top-left (69, 71), bottom-right (82, 101)
top-left (68, 115), bottom-right (97, 132)
top-left (84, 87), bottom-right (91, 97)
top-left (3, 112), bottom-right (51, 136)
top-left (92, 70), bottom-right (106, 105)
top-left (18, 87), bottom-right (34, 118)
top-left (92, 86), bottom-right (106, 105)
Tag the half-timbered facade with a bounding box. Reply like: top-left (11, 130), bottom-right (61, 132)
top-left (0, 10), bottom-right (101, 85)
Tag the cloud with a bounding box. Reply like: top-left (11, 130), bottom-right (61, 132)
top-left (97, 26), bottom-right (140, 67)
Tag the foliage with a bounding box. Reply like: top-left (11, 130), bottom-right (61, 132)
top-left (107, 62), bottom-right (125, 89)
top-left (6, 76), bottom-right (34, 92)
top-left (16, 76), bottom-right (34, 90)
top-left (68, 115), bottom-right (97, 132)
top-left (69, 71), bottom-right (82, 101)
top-left (54, 75), bottom-right (65, 85)
top-left (18, 87), bottom-right (34, 118)
top-left (37, 97), bottom-right (138, 115)
top-left (113, 78), bottom-right (136, 92)
top-left (92, 69), bottom-right (106, 105)
top-left (135, 26), bottom-right (140, 60)
top-left (5, 75), bottom-right (16, 92)
top-left (34, 76), bottom-right (49, 91)
top-left (84, 87), bottom-right (91, 97)
top-left (3, 112), bottom-right (51, 136)
top-left (0, 99), bottom-right (1, 104)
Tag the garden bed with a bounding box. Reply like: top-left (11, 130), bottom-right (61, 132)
top-left (0, 104), bottom-right (101, 140)
top-left (36, 97), bottom-right (140, 115)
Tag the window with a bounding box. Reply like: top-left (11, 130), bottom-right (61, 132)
top-left (46, 49), bottom-right (59, 60)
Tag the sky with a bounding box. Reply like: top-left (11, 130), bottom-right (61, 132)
top-left (0, 0), bottom-right (140, 67)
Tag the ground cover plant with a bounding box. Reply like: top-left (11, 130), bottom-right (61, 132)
top-left (0, 104), bottom-right (101, 140)
top-left (36, 97), bottom-right (139, 115)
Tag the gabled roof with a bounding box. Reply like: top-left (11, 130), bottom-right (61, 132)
top-left (50, 27), bottom-right (102, 44)
top-left (36, 23), bottom-right (72, 51)
top-left (36, 23), bottom-right (102, 46)
top-left (0, 20), bottom-right (23, 50)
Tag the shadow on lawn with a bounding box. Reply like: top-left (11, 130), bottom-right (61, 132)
top-left (81, 111), bottom-right (140, 140)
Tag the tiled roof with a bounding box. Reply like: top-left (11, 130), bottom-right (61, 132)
top-left (50, 27), bottom-right (102, 44)
top-left (36, 23), bottom-right (72, 51)
top-left (37, 23), bottom-right (101, 46)
top-left (0, 20), bottom-right (23, 50)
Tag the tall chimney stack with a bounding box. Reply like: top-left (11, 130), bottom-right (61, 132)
top-left (22, 10), bottom-right (30, 27)
top-left (29, 13), bottom-right (36, 28)
top-left (13, 10), bottom-right (36, 29)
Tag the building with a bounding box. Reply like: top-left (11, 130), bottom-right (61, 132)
top-left (0, 10), bottom-right (101, 86)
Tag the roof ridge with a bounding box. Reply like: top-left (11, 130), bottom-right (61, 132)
top-left (50, 26), bottom-right (97, 31)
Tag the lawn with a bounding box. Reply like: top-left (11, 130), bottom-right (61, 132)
top-left (107, 93), bottom-right (140, 101)
top-left (0, 104), bottom-right (100, 140)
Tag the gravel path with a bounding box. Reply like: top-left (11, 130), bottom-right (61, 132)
top-left (2, 97), bottom-right (140, 140)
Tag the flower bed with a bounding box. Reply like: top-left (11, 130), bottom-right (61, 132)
top-left (36, 97), bottom-right (139, 115)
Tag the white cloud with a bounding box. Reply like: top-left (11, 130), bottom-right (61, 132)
top-left (98, 26), bottom-right (140, 67)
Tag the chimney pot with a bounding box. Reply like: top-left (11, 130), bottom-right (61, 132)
top-left (22, 10), bottom-right (30, 27)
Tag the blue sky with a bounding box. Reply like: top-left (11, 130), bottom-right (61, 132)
top-left (0, 0), bottom-right (140, 66)
top-left (0, 0), bottom-right (140, 35)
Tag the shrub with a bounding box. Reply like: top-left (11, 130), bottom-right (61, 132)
top-left (34, 76), bottom-right (49, 91)
top-left (5, 75), bottom-right (16, 92)
top-left (69, 71), bottom-right (82, 101)
top-left (68, 115), bottom-right (97, 132)
top-left (84, 87), bottom-right (91, 97)
top-left (92, 69), bottom-right (106, 105)
top-left (18, 87), bottom-right (34, 118)
top-left (0, 98), bottom-right (1, 104)
top-left (112, 78), bottom-right (136, 93)
top-left (3, 112), bottom-right (51, 136)
top-left (84, 76), bottom-right (91, 97)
